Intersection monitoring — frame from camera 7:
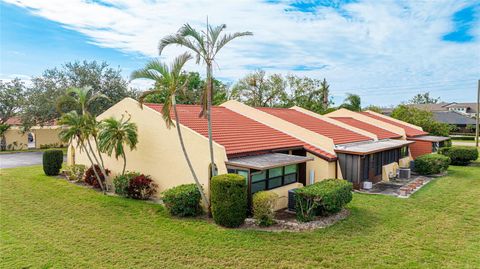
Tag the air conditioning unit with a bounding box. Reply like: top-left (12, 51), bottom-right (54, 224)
top-left (398, 168), bottom-right (411, 179)
top-left (363, 181), bottom-right (373, 190)
top-left (288, 188), bottom-right (297, 212)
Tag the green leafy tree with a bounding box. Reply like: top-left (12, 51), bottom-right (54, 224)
top-left (131, 53), bottom-right (210, 208)
top-left (159, 22), bottom-right (252, 180)
top-left (98, 115), bottom-right (138, 175)
top-left (0, 124), bottom-right (10, 151)
top-left (231, 70), bottom-right (287, 107)
top-left (284, 75), bottom-right (332, 113)
top-left (340, 93), bottom-right (361, 111)
top-left (363, 105), bottom-right (383, 113)
top-left (0, 78), bottom-right (26, 124)
top-left (408, 92), bottom-right (440, 104)
top-left (391, 105), bottom-right (451, 136)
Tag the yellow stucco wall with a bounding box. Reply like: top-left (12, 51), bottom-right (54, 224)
top-left (399, 156), bottom-right (412, 168)
top-left (325, 108), bottom-right (407, 139)
top-left (266, 182), bottom-right (303, 210)
top-left (32, 128), bottom-right (63, 147)
top-left (69, 98), bottom-right (229, 198)
top-left (3, 128), bottom-right (28, 149)
top-left (305, 152), bottom-right (339, 183)
top-left (382, 162), bottom-right (399, 182)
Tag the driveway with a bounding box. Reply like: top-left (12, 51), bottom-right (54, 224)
top-left (0, 152), bottom-right (66, 169)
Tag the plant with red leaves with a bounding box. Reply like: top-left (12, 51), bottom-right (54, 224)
top-left (84, 165), bottom-right (110, 189)
top-left (127, 174), bottom-right (157, 200)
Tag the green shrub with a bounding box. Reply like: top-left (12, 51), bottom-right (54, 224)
top-left (438, 146), bottom-right (478, 166)
top-left (442, 139), bottom-right (452, 148)
top-left (294, 179), bottom-right (353, 222)
top-left (414, 154), bottom-right (450, 175)
top-left (252, 191), bottom-right (278, 226)
top-left (64, 164), bottom-right (86, 181)
top-left (451, 136), bottom-right (475, 141)
top-left (42, 149), bottom-right (64, 176)
top-left (210, 174), bottom-right (247, 228)
top-left (113, 172), bottom-right (140, 196)
top-left (162, 184), bottom-right (202, 217)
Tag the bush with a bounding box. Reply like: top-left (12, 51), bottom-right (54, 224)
top-left (127, 174), bottom-right (157, 200)
top-left (451, 136), bottom-right (475, 141)
top-left (42, 149), bottom-right (64, 176)
top-left (438, 146), bottom-right (478, 166)
top-left (162, 184), bottom-right (202, 217)
top-left (113, 172), bottom-right (140, 196)
top-left (252, 191), bottom-right (278, 226)
top-left (65, 164), bottom-right (86, 181)
top-left (414, 154), bottom-right (450, 175)
top-left (210, 174), bottom-right (247, 228)
top-left (84, 165), bottom-right (110, 188)
top-left (294, 179), bottom-right (353, 222)
top-left (442, 139), bottom-right (452, 148)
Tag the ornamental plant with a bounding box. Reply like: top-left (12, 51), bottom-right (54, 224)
top-left (42, 149), bottom-right (64, 176)
top-left (162, 184), bottom-right (202, 217)
top-left (210, 174), bottom-right (247, 228)
top-left (438, 146), bottom-right (478, 166)
top-left (414, 154), bottom-right (450, 175)
top-left (252, 191), bottom-right (278, 226)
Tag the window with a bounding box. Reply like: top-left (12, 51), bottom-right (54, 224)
top-left (250, 165), bottom-right (298, 194)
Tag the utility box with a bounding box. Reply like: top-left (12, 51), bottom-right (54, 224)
top-left (288, 188), bottom-right (297, 212)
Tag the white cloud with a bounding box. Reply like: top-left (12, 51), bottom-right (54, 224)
top-left (3, 0), bottom-right (480, 105)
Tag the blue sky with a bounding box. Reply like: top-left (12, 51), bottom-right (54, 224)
top-left (1, 0), bottom-right (479, 106)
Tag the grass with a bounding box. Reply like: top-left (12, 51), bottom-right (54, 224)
top-left (0, 147), bottom-right (67, 155)
top-left (1, 164), bottom-right (479, 268)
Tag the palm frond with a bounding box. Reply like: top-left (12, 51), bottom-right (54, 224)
top-left (171, 52), bottom-right (192, 80)
top-left (208, 24), bottom-right (226, 52)
top-left (178, 24), bottom-right (207, 54)
top-left (138, 90), bottom-right (162, 107)
top-left (214, 31), bottom-right (253, 56)
top-left (158, 34), bottom-right (202, 57)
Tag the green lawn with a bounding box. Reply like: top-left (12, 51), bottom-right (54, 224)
top-left (1, 164), bottom-right (479, 268)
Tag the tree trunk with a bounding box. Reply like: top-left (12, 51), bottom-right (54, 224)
top-left (82, 143), bottom-right (105, 193)
top-left (94, 136), bottom-right (105, 169)
top-left (206, 62), bottom-right (216, 179)
top-left (122, 151), bottom-right (127, 175)
top-left (173, 96), bottom-right (210, 208)
top-left (86, 139), bottom-right (108, 193)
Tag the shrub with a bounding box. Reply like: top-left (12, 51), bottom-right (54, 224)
top-left (210, 174), bottom-right (247, 228)
top-left (65, 164), bottom-right (86, 181)
top-left (162, 184), bottom-right (202, 217)
top-left (439, 146), bottom-right (478, 166)
top-left (414, 154), bottom-right (450, 175)
top-left (42, 149), bottom-right (64, 176)
top-left (294, 179), bottom-right (353, 222)
top-left (113, 172), bottom-right (140, 196)
top-left (127, 174), bottom-right (157, 200)
top-left (442, 139), bottom-right (452, 148)
top-left (84, 165), bottom-right (110, 188)
top-left (252, 191), bottom-right (278, 226)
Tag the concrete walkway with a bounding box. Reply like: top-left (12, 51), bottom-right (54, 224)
top-left (0, 152), bottom-right (66, 169)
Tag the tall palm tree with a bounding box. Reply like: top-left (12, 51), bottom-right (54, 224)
top-left (131, 52), bottom-right (210, 207)
top-left (98, 116), bottom-right (138, 175)
top-left (58, 111), bottom-right (106, 193)
top-left (341, 93), bottom-right (362, 112)
top-left (158, 22), bottom-right (252, 180)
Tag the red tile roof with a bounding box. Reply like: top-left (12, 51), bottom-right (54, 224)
top-left (360, 112), bottom-right (428, 137)
top-left (257, 107), bottom-right (372, 145)
top-left (145, 104), bottom-right (336, 160)
top-left (330, 117), bottom-right (402, 140)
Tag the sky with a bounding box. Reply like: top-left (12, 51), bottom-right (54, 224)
top-left (1, 0), bottom-right (479, 106)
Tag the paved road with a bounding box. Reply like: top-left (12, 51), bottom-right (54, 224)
top-left (0, 152), bottom-right (66, 169)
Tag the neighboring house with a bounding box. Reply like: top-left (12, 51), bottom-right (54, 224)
top-left (1, 117), bottom-right (64, 150)
top-left (381, 102), bottom-right (478, 118)
top-left (70, 98), bottom-right (414, 210)
top-left (432, 111), bottom-right (477, 132)
top-left (328, 109), bottom-right (449, 159)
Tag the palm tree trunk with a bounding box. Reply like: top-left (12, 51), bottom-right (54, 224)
top-left (93, 136), bottom-right (105, 169)
top-left (121, 151), bottom-right (127, 175)
top-left (173, 96), bottom-right (210, 208)
top-left (86, 139), bottom-right (108, 193)
top-left (206, 62), bottom-right (216, 179)
top-left (81, 143), bottom-right (105, 193)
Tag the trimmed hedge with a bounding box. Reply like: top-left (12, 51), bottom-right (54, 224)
top-left (414, 154), bottom-right (450, 175)
top-left (294, 179), bottom-right (353, 222)
top-left (42, 150), bottom-right (64, 176)
top-left (162, 184), bottom-right (202, 217)
top-left (438, 146), bottom-right (478, 166)
top-left (252, 191), bottom-right (278, 226)
top-left (210, 174), bottom-right (247, 228)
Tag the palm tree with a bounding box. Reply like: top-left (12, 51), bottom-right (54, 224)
top-left (131, 52), bottom-right (210, 208)
top-left (341, 93), bottom-right (362, 112)
top-left (58, 111), bottom-right (106, 193)
top-left (98, 116), bottom-right (138, 175)
top-left (158, 22), bottom-right (252, 180)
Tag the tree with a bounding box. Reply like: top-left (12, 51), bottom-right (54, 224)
top-left (0, 78), bottom-right (26, 124)
top-left (159, 22), bottom-right (252, 180)
top-left (98, 115), bottom-right (138, 175)
top-left (131, 52), bottom-right (210, 208)
top-left (391, 105), bottom-right (451, 136)
top-left (363, 105), bottom-right (383, 113)
top-left (284, 75), bottom-right (331, 113)
top-left (408, 92), bottom-right (440, 104)
top-left (22, 61), bottom-right (135, 128)
top-left (0, 124), bottom-right (10, 151)
top-left (231, 70), bottom-right (287, 107)
top-left (340, 93), bottom-right (361, 111)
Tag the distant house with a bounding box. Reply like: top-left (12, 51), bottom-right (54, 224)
top-left (1, 117), bottom-right (64, 150)
top-left (381, 102), bottom-right (478, 118)
top-left (432, 111), bottom-right (476, 132)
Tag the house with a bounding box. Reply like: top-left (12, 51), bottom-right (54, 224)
top-left (327, 109), bottom-right (450, 159)
top-left (432, 111), bottom-right (476, 133)
top-left (70, 98), bottom-right (417, 210)
top-left (382, 102), bottom-right (479, 119)
top-left (1, 117), bottom-right (64, 150)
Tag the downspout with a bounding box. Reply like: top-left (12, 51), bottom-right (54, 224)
top-left (335, 160), bottom-right (338, 179)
